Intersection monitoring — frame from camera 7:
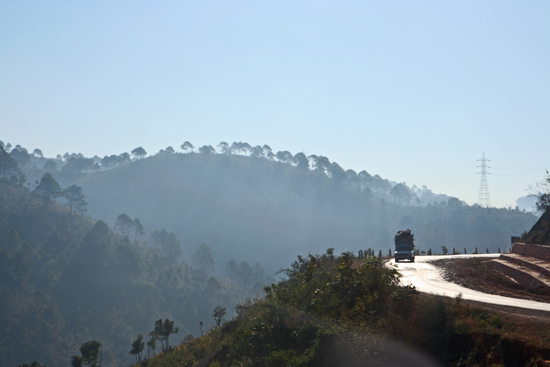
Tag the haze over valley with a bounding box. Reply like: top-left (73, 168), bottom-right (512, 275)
top-left (4, 141), bottom-right (538, 274)
top-left (1, 1), bottom-right (549, 365)
top-left (0, 139), bottom-right (543, 366)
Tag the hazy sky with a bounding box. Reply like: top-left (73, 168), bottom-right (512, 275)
top-left (1, 1), bottom-right (549, 208)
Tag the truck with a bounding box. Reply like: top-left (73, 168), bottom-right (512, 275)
top-left (394, 229), bottom-right (415, 262)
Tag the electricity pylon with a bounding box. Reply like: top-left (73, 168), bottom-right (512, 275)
top-left (477, 152), bottom-right (491, 208)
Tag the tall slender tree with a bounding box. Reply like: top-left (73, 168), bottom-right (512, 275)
top-left (131, 146), bottom-right (147, 159)
top-left (147, 330), bottom-right (158, 358)
top-left (213, 306), bottom-right (226, 327)
top-left (293, 152), bottom-right (310, 170)
top-left (0, 145), bottom-right (24, 184)
top-left (238, 260), bottom-right (252, 288)
top-left (226, 260), bottom-right (238, 287)
top-left (250, 145), bottom-right (264, 158)
top-left (129, 334), bottom-right (145, 363)
top-left (531, 170), bottom-right (550, 212)
top-left (64, 184), bottom-right (88, 214)
top-left (151, 228), bottom-right (182, 261)
top-left (217, 141), bottom-right (230, 154)
top-left (34, 173), bottom-right (62, 206)
top-left (114, 213), bottom-right (134, 238)
top-left (181, 141), bottom-right (195, 153)
top-left (133, 218), bottom-right (145, 243)
top-left (71, 340), bottom-right (102, 367)
top-left (198, 145), bottom-right (215, 154)
top-left (154, 318), bottom-right (179, 353)
top-left (193, 244), bottom-right (215, 275)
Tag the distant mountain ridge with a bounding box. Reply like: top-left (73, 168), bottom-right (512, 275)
top-left (0, 141), bottom-right (541, 366)
top-left (4, 140), bottom-right (537, 273)
top-left (5, 140), bottom-right (454, 206)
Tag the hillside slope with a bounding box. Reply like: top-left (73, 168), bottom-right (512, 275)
top-left (74, 153), bottom-right (536, 274)
top-left (0, 178), bottom-right (257, 366)
top-left (138, 252), bottom-right (550, 367)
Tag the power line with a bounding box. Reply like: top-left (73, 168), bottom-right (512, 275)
top-left (477, 152), bottom-right (491, 207)
top-left (491, 160), bottom-right (550, 163)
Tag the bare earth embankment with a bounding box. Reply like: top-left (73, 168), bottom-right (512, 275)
top-left (431, 257), bottom-right (550, 351)
top-left (432, 257), bottom-right (550, 304)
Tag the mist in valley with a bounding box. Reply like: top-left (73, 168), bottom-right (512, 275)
top-left (0, 141), bottom-right (539, 366)
top-left (8, 141), bottom-right (538, 274)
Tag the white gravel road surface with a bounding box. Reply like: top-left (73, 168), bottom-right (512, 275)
top-left (389, 254), bottom-right (550, 312)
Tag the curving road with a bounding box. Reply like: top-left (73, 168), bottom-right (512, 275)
top-left (389, 254), bottom-right (550, 312)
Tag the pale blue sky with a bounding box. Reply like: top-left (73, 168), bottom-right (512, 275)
top-left (1, 1), bottom-right (549, 207)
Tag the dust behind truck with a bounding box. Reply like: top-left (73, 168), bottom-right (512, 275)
top-left (394, 229), bottom-right (415, 262)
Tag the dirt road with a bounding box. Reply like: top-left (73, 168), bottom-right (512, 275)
top-left (390, 254), bottom-right (550, 312)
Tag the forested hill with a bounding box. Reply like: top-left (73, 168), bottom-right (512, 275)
top-left (42, 148), bottom-right (537, 274)
top-left (4, 141), bottom-right (538, 274)
top-left (138, 251), bottom-right (550, 367)
top-left (0, 141), bottom-right (540, 365)
top-left (0, 151), bottom-right (268, 367)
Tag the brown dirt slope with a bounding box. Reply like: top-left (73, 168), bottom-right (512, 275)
top-left (433, 257), bottom-right (550, 303)
top-left (432, 257), bottom-right (550, 363)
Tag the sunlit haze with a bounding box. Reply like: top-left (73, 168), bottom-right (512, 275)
top-left (1, 1), bottom-right (549, 207)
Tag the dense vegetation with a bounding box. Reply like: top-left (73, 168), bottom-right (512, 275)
top-left (0, 148), bottom-right (268, 366)
top-left (3, 140), bottom-right (535, 274)
top-left (522, 207), bottom-right (550, 245)
top-left (0, 140), bottom-right (544, 366)
top-left (522, 172), bottom-right (550, 244)
top-left (139, 251), bottom-right (550, 367)
top-left (77, 153), bottom-right (535, 272)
